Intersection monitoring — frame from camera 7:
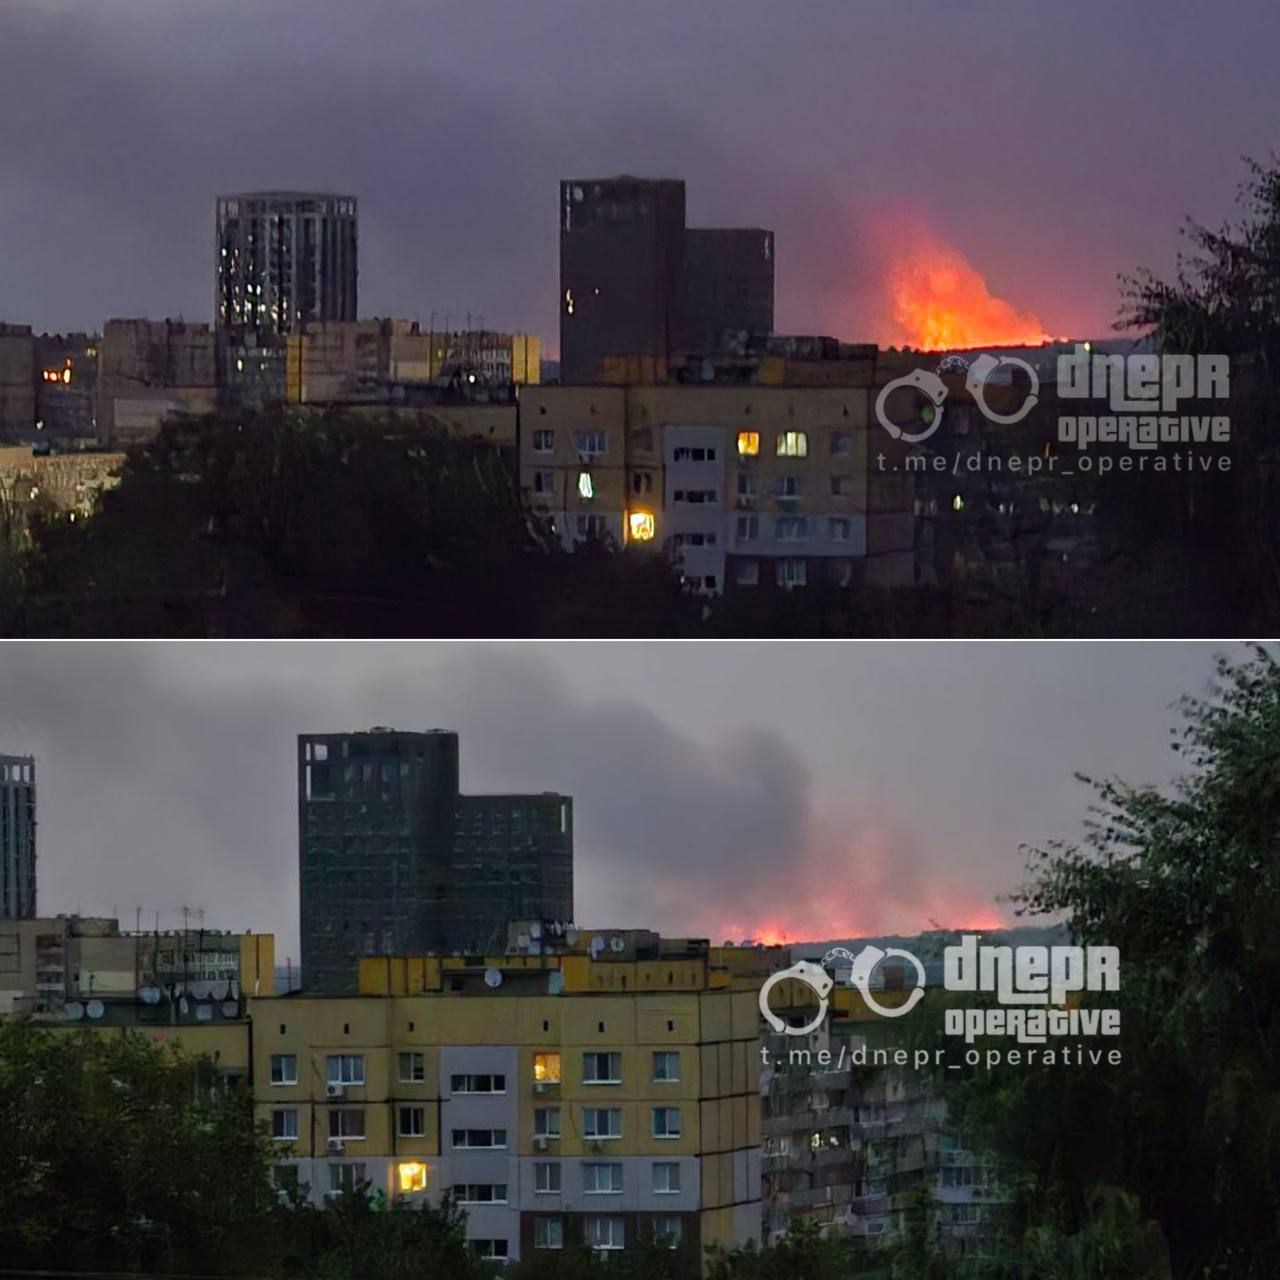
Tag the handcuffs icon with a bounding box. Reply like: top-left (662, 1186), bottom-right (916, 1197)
top-left (874, 354), bottom-right (1040, 444)
top-left (759, 946), bottom-right (927, 1034)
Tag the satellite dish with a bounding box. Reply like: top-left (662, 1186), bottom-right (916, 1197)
top-left (179, 997), bottom-right (189, 1015)
top-left (221, 1001), bottom-right (238, 1019)
top-left (86, 999), bottom-right (105, 1020)
top-left (530, 922), bottom-right (542, 939)
top-left (196, 1004), bottom-right (213, 1022)
top-left (483, 967), bottom-right (503, 989)
top-left (65, 1001), bottom-right (84, 1020)
top-left (589, 936), bottom-right (605, 957)
top-left (547, 972), bottom-right (564, 996)
top-left (610, 936), bottom-right (625, 953)
top-left (529, 942), bottom-right (542, 956)
top-left (138, 987), bottom-right (161, 1005)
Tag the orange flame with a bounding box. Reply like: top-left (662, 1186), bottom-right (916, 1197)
top-left (887, 236), bottom-right (1050, 351)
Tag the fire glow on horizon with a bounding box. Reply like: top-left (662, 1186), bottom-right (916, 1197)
top-left (883, 230), bottom-right (1052, 352)
top-left (716, 908), bottom-right (1006, 949)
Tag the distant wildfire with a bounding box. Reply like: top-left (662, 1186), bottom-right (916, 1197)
top-left (886, 234), bottom-right (1051, 351)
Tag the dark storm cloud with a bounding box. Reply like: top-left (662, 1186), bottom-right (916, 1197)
top-left (0, 642), bottom-right (1237, 959)
top-left (3, 0), bottom-right (1279, 341)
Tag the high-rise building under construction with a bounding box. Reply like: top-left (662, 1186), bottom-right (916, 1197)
top-left (297, 729), bottom-right (572, 992)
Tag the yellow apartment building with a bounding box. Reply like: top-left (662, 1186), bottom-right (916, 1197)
top-left (250, 930), bottom-right (781, 1266)
top-left (518, 382), bottom-right (914, 594)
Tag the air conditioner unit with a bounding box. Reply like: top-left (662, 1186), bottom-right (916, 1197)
top-left (325, 1083), bottom-right (345, 1098)
top-left (533, 1080), bottom-right (551, 1095)
top-left (532, 1135), bottom-right (549, 1152)
top-left (327, 1137), bottom-right (345, 1151)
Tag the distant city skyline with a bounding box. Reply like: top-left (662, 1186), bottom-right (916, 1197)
top-left (3, 2), bottom-right (1278, 348)
top-left (0, 642), bottom-right (1242, 963)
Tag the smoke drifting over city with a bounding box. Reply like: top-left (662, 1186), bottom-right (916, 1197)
top-left (3, 0), bottom-right (1274, 347)
top-left (0, 642), bottom-right (1224, 958)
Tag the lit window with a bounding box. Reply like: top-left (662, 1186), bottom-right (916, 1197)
top-left (533, 1052), bottom-right (561, 1083)
top-left (952, 494), bottom-right (965, 512)
top-left (628, 510), bottom-right (656, 542)
top-left (397, 1161), bottom-right (427, 1193)
top-left (578, 471), bottom-right (594, 499)
top-left (737, 431), bottom-right (760, 456)
top-left (776, 431), bottom-right (808, 457)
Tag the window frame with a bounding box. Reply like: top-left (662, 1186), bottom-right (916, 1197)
top-left (270, 1053), bottom-right (298, 1086)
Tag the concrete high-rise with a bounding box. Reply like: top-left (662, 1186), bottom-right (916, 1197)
top-left (0, 755), bottom-right (36, 919)
top-left (558, 177), bottom-right (776, 383)
top-left (215, 192), bottom-right (358, 336)
top-left (298, 730), bottom-right (573, 993)
top-left (685, 228), bottom-right (775, 353)
top-left (559, 177), bottom-right (688, 385)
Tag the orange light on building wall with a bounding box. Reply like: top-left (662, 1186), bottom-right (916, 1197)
top-left (533, 1051), bottom-right (561, 1083)
top-left (628, 511), bottom-right (656, 542)
top-left (398, 1161), bottom-right (428, 1193)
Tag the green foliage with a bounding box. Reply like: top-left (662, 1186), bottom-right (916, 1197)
top-left (953, 648), bottom-right (1280, 1278)
top-left (0, 1021), bottom-right (274, 1274)
top-left (14, 407), bottom-right (697, 637)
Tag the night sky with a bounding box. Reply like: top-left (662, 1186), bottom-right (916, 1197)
top-left (4, 0), bottom-right (1278, 347)
top-left (0, 642), bottom-right (1241, 960)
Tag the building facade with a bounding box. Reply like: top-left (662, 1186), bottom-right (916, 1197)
top-left (251, 931), bottom-right (774, 1264)
top-left (96, 318), bottom-right (218, 445)
top-left (216, 192), bottom-right (358, 336)
top-left (560, 176), bottom-right (688, 386)
top-left (519, 378), bottom-right (915, 594)
top-left (0, 913), bottom-right (274, 1028)
top-left (686, 229), bottom-right (775, 354)
top-left (559, 176), bottom-right (776, 384)
top-left (298, 729), bottom-right (573, 993)
top-left (0, 755), bottom-right (35, 919)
